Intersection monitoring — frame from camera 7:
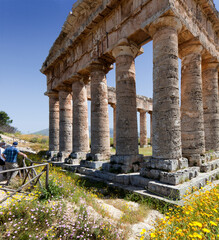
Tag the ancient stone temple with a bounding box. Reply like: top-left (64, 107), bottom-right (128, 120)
top-left (41, 0), bottom-right (219, 200)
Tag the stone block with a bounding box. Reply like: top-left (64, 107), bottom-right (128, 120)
top-left (51, 162), bottom-right (64, 167)
top-left (115, 174), bottom-right (129, 185)
top-left (62, 164), bottom-right (79, 172)
top-left (129, 173), bottom-right (151, 188)
top-left (110, 154), bottom-right (143, 165)
top-left (70, 152), bottom-right (87, 159)
top-left (141, 158), bottom-right (184, 172)
top-left (140, 168), bottom-right (160, 179)
top-left (86, 153), bottom-right (110, 161)
top-left (65, 158), bottom-right (81, 165)
top-left (200, 159), bottom-right (219, 172)
top-left (78, 167), bottom-right (96, 176)
top-left (143, 158), bottom-right (189, 172)
top-left (147, 168), bottom-right (219, 200)
top-left (80, 160), bottom-right (110, 169)
top-left (179, 158), bottom-right (189, 169)
top-left (188, 154), bottom-right (202, 167)
top-left (160, 167), bottom-right (199, 185)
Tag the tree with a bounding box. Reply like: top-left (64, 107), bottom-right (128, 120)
top-left (0, 111), bottom-right (16, 133)
top-left (0, 111), bottom-right (13, 126)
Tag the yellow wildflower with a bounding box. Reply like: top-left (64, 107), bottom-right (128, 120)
top-left (210, 221), bottom-right (217, 226)
top-left (202, 228), bottom-right (210, 233)
top-left (150, 233), bottom-right (156, 238)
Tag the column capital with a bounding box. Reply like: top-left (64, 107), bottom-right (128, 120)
top-left (148, 16), bottom-right (182, 37)
top-left (112, 38), bottom-right (143, 59)
top-left (139, 109), bottom-right (147, 114)
top-left (110, 103), bottom-right (116, 109)
top-left (88, 59), bottom-right (113, 74)
top-left (44, 90), bottom-right (59, 98)
top-left (56, 84), bottom-right (72, 93)
top-left (202, 56), bottom-right (219, 70)
top-left (179, 38), bottom-right (203, 58)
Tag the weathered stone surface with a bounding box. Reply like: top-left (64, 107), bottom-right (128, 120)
top-left (69, 152), bottom-right (87, 160)
top-left (140, 110), bottom-right (147, 147)
top-left (147, 168), bottom-right (219, 200)
top-left (112, 104), bottom-right (116, 148)
top-left (58, 89), bottom-right (72, 156)
top-left (72, 78), bottom-right (89, 154)
top-left (159, 167), bottom-right (199, 185)
top-left (149, 16), bottom-right (182, 160)
top-left (142, 158), bottom-right (188, 172)
top-left (47, 92), bottom-right (59, 152)
top-left (180, 41), bottom-right (205, 163)
top-left (129, 173), bottom-right (152, 188)
top-left (65, 158), bottom-right (81, 165)
top-left (200, 159), bottom-right (219, 172)
top-left (112, 42), bottom-right (140, 156)
top-left (202, 60), bottom-right (219, 151)
top-left (90, 61), bottom-right (110, 158)
top-left (80, 160), bottom-right (110, 169)
top-left (62, 164), bottom-right (79, 172)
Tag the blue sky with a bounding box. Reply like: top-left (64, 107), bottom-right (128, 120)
top-left (0, 0), bottom-right (218, 135)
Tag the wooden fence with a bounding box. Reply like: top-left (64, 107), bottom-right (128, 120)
top-left (0, 158), bottom-right (49, 203)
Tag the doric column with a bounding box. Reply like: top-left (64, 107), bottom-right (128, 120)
top-left (111, 104), bottom-right (116, 148)
top-left (180, 40), bottom-right (205, 165)
top-left (89, 60), bottom-right (110, 160)
top-left (58, 86), bottom-right (72, 159)
top-left (112, 40), bottom-right (141, 156)
top-left (149, 111), bottom-right (153, 146)
top-left (140, 110), bottom-right (147, 147)
top-left (46, 91), bottom-right (59, 152)
top-left (149, 16), bottom-right (182, 159)
top-left (202, 58), bottom-right (219, 151)
top-left (71, 75), bottom-right (89, 158)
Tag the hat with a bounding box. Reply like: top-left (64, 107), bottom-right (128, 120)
top-left (13, 142), bottom-right (18, 146)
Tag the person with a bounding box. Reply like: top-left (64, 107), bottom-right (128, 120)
top-left (1, 141), bottom-right (27, 185)
top-left (0, 142), bottom-right (6, 166)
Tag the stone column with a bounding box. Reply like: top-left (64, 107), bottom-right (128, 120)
top-left (58, 87), bottom-right (72, 161)
top-left (89, 61), bottom-right (110, 160)
top-left (71, 76), bottom-right (89, 159)
top-left (149, 111), bottom-right (153, 146)
top-left (149, 16), bottom-right (182, 160)
top-left (140, 110), bottom-right (147, 148)
top-left (111, 104), bottom-right (116, 148)
top-left (112, 40), bottom-right (140, 156)
top-left (46, 91), bottom-right (59, 153)
top-left (180, 41), bottom-right (205, 165)
top-left (202, 59), bottom-right (219, 151)
top-left (108, 40), bottom-right (143, 173)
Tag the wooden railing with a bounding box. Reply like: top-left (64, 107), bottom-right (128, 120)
top-left (0, 158), bottom-right (49, 203)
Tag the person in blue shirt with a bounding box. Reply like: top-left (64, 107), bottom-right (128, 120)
top-left (1, 141), bottom-right (27, 185)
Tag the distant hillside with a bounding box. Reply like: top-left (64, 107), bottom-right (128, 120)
top-left (32, 128), bottom-right (49, 136)
top-left (33, 128), bottom-right (114, 138)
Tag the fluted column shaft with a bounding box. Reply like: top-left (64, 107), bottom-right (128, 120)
top-left (112, 43), bottom-right (139, 155)
top-left (90, 62), bottom-right (110, 156)
top-left (72, 79), bottom-right (89, 153)
top-left (48, 93), bottom-right (59, 151)
top-left (181, 43), bottom-right (205, 159)
top-left (59, 89), bottom-right (72, 153)
top-left (111, 104), bottom-right (116, 148)
top-left (150, 16), bottom-right (182, 159)
top-left (140, 110), bottom-right (147, 147)
top-left (149, 111), bottom-right (153, 146)
top-left (202, 61), bottom-right (219, 151)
